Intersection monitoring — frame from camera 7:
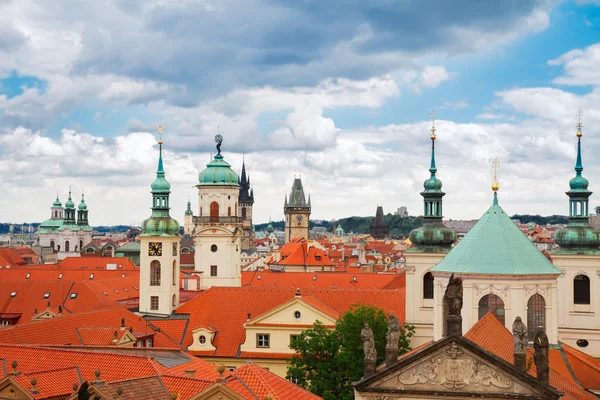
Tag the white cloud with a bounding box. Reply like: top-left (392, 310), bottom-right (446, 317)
top-left (549, 43), bottom-right (600, 86)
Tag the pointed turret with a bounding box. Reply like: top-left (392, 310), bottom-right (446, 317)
top-left (238, 158), bottom-right (254, 204)
top-left (64, 189), bottom-right (76, 225)
top-left (285, 177), bottom-right (310, 209)
top-left (407, 113), bottom-right (456, 253)
top-left (370, 206), bottom-right (389, 239)
top-left (141, 126), bottom-right (180, 237)
top-left (284, 176), bottom-right (311, 243)
top-left (185, 199), bottom-right (193, 216)
top-left (554, 111), bottom-right (600, 253)
top-left (77, 193), bottom-right (89, 226)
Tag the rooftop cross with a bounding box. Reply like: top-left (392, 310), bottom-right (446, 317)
top-left (492, 158), bottom-right (500, 193)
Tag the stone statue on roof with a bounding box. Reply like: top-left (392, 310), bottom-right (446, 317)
top-left (361, 323), bottom-right (377, 361)
top-left (533, 326), bottom-right (549, 385)
top-left (512, 316), bottom-right (527, 354)
top-left (444, 273), bottom-right (463, 317)
top-left (77, 381), bottom-right (90, 400)
top-left (386, 313), bottom-right (402, 350)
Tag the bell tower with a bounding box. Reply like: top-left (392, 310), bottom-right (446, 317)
top-left (139, 126), bottom-right (181, 316)
top-left (284, 176), bottom-right (311, 243)
top-left (238, 158), bottom-right (255, 251)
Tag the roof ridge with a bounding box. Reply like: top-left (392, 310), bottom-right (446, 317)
top-left (20, 365), bottom-right (81, 376)
top-left (159, 373), bottom-right (216, 383)
top-left (556, 345), bottom-right (586, 389)
top-left (0, 344), bottom-right (157, 360)
top-left (237, 364), bottom-right (277, 400)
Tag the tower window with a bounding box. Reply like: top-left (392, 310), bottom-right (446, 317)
top-left (423, 272), bottom-right (434, 299)
top-left (210, 202), bottom-right (219, 220)
top-left (228, 207), bottom-right (231, 216)
top-left (150, 296), bottom-right (159, 310)
top-left (574, 275), bottom-right (590, 305)
top-left (172, 294), bottom-right (177, 307)
top-left (527, 294), bottom-right (546, 341)
top-left (173, 260), bottom-right (177, 286)
top-left (211, 244), bottom-right (218, 252)
top-left (210, 265), bottom-right (218, 277)
top-left (151, 260), bottom-right (161, 286)
top-left (199, 335), bottom-right (206, 344)
top-left (242, 208), bottom-right (247, 220)
top-left (65, 240), bottom-right (70, 252)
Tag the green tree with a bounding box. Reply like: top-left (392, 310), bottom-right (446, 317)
top-left (286, 305), bottom-right (414, 400)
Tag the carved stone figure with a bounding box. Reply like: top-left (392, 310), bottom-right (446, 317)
top-left (533, 327), bottom-right (549, 385)
top-left (361, 323), bottom-right (377, 361)
top-left (444, 273), bottom-right (463, 317)
top-left (77, 381), bottom-right (90, 400)
top-left (512, 316), bottom-right (527, 354)
top-left (386, 313), bottom-right (402, 350)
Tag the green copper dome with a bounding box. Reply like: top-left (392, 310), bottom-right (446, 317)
top-left (569, 175), bottom-right (589, 192)
top-left (198, 155), bottom-right (239, 186)
top-left (185, 200), bottom-right (193, 216)
top-left (78, 195), bottom-right (87, 210)
top-left (423, 176), bottom-right (443, 192)
top-left (65, 193), bottom-right (75, 209)
top-left (409, 221), bottom-right (457, 251)
top-left (141, 216), bottom-right (180, 236)
top-left (53, 196), bottom-right (62, 208)
top-left (554, 222), bottom-right (600, 251)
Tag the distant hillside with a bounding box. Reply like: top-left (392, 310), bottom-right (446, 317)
top-left (255, 215), bottom-right (423, 237)
top-left (510, 214), bottom-right (568, 225)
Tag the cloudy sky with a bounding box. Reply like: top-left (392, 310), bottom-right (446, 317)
top-left (1, 0), bottom-right (600, 226)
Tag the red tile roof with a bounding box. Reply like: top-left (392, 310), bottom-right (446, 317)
top-left (12, 366), bottom-right (81, 399)
top-left (270, 239), bottom-right (336, 268)
top-left (0, 248), bottom-right (26, 267)
top-left (242, 270), bottom-right (405, 290)
top-left (176, 286), bottom-right (405, 358)
top-left (58, 257), bottom-right (139, 270)
top-left (465, 312), bottom-right (598, 400)
top-left (161, 374), bottom-right (214, 399)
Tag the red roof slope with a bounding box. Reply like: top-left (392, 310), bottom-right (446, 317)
top-left (176, 286), bottom-right (405, 357)
top-left (58, 257), bottom-right (139, 270)
top-left (12, 366), bottom-right (81, 399)
top-left (271, 239), bottom-right (336, 268)
top-left (242, 270), bottom-right (405, 290)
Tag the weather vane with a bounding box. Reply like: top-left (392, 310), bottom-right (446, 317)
top-left (430, 111), bottom-right (437, 140)
top-left (576, 109), bottom-right (583, 138)
top-left (492, 158), bottom-right (500, 192)
top-left (215, 126), bottom-right (223, 156)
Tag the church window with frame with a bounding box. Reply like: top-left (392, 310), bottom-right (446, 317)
top-left (574, 274), bottom-right (590, 305)
top-left (150, 260), bottom-right (161, 286)
top-left (257, 334), bottom-right (270, 348)
top-left (478, 294), bottom-right (505, 325)
top-left (527, 294), bottom-right (546, 341)
top-left (423, 272), bottom-right (434, 299)
top-left (150, 296), bottom-right (159, 310)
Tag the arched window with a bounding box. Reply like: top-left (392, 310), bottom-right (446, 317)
top-left (150, 260), bottom-right (161, 286)
top-left (527, 294), bottom-right (546, 341)
top-left (210, 202), bottom-right (219, 221)
top-left (65, 241), bottom-right (70, 252)
top-left (80, 240), bottom-right (83, 251)
top-left (172, 294), bottom-right (177, 307)
top-left (242, 207), bottom-right (247, 220)
top-left (478, 294), bottom-right (505, 325)
top-left (173, 261), bottom-right (177, 286)
top-left (423, 272), bottom-right (434, 299)
top-left (50, 240), bottom-right (55, 250)
top-left (574, 275), bottom-right (590, 305)
top-left (228, 207), bottom-right (231, 217)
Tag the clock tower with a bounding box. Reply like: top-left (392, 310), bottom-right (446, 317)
top-left (284, 177), bottom-right (311, 243)
top-left (139, 126), bottom-right (181, 316)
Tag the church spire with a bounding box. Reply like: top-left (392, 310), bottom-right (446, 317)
top-left (429, 111), bottom-right (437, 176)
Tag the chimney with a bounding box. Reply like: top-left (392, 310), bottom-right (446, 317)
top-left (295, 288), bottom-right (301, 298)
top-left (184, 369), bottom-right (196, 379)
top-left (58, 305), bottom-right (63, 316)
top-left (30, 378), bottom-right (39, 394)
top-left (72, 383), bottom-right (79, 393)
top-left (247, 313), bottom-right (251, 322)
top-left (112, 331), bottom-right (119, 343)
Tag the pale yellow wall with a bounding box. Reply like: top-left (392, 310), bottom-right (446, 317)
top-left (194, 225), bottom-right (242, 289)
top-left (284, 210), bottom-right (310, 243)
top-left (197, 187), bottom-right (239, 218)
top-left (404, 252), bottom-right (446, 346)
top-left (432, 273), bottom-right (558, 343)
top-left (552, 253), bottom-right (600, 357)
top-left (139, 236), bottom-right (180, 316)
top-left (200, 356), bottom-right (291, 378)
top-left (189, 327), bottom-right (218, 352)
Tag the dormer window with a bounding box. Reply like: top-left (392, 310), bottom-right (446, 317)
top-left (315, 256), bottom-right (321, 261)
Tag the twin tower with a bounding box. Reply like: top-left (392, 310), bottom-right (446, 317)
top-left (139, 131), bottom-right (311, 315)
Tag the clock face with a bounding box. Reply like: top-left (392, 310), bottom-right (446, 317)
top-left (172, 242), bottom-right (178, 256)
top-left (296, 215), bottom-right (303, 222)
top-left (148, 242), bottom-right (162, 256)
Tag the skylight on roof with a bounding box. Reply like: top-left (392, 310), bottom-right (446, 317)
top-left (90, 273), bottom-right (94, 279)
top-left (58, 273), bottom-right (63, 279)
top-left (121, 273), bottom-right (126, 277)
top-left (10, 292), bottom-right (17, 297)
top-left (133, 286), bottom-right (138, 290)
top-left (114, 289), bottom-right (119, 294)
top-left (26, 273), bottom-right (30, 279)
top-left (43, 293), bottom-right (50, 298)
top-left (123, 288), bottom-right (129, 292)
top-left (102, 291), bottom-right (108, 296)
top-left (70, 293), bottom-right (78, 299)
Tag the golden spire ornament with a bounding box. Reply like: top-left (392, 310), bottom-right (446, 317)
top-left (491, 158), bottom-right (500, 192)
top-left (430, 111), bottom-right (437, 140)
top-left (158, 125), bottom-right (163, 144)
top-left (576, 109), bottom-right (583, 138)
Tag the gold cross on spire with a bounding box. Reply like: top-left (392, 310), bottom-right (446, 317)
top-left (576, 109), bottom-right (583, 138)
top-left (492, 158), bottom-right (500, 192)
top-left (158, 124), bottom-right (163, 144)
top-left (430, 111), bottom-right (437, 140)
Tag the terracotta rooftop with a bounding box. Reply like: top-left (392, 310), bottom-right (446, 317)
top-left (270, 239), bottom-right (336, 268)
top-left (176, 286), bottom-right (405, 358)
top-left (242, 270), bottom-right (405, 290)
top-left (58, 256), bottom-right (139, 270)
top-left (11, 366), bottom-right (82, 399)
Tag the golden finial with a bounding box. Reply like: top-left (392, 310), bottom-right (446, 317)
top-left (576, 109), bottom-right (583, 138)
top-left (491, 158), bottom-right (500, 192)
top-left (430, 111), bottom-right (437, 140)
top-left (158, 125), bottom-right (163, 144)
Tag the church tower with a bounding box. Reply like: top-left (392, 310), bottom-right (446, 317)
top-left (404, 114), bottom-right (457, 346)
top-left (139, 126), bottom-right (181, 316)
top-left (370, 206), bottom-right (389, 239)
top-left (77, 193), bottom-right (89, 227)
top-left (238, 159), bottom-right (255, 251)
top-left (184, 199), bottom-right (194, 236)
top-left (193, 135), bottom-right (242, 288)
top-left (552, 111), bottom-right (600, 356)
top-left (284, 177), bottom-right (311, 243)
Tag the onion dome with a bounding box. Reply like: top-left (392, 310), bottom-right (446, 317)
top-left (53, 196), bottom-right (62, 208)
top-left (185, 199), bottom-right (193, 216)
top-left (141, 127), bottom-right (180, 237)
top-left (554, 114), bottom-right (600, 253)
top-left (408, 113), bottom-right (456, 253)
top-left (78, 194), bottom-right (87, 210)
top-left (64, 191), bottom-right (75, 209)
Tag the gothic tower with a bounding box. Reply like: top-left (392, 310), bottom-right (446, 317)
top-left (284, 177), bottom-right (311, 243)
top-left (238, 159), bottom-right (255, 251)
top-left (370, 206), bottom-right (389, 239)
top-left (139, 127), bottom-right (181, 316)
top-left (193, 135), bottom-right (242, 288)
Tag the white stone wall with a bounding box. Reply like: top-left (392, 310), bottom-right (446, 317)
top-left (194, 225), bottom-right (242, 288)
top-left (139, 236), bottom-right (180, 316)
top-left (198, 186), bottom-right (239, 217)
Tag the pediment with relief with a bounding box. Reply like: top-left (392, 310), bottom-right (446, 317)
top-left (355, 337), bottom-right (558, 399)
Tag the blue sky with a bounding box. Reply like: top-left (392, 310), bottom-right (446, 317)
top-left (1, 0), bottom-right (600, 225)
